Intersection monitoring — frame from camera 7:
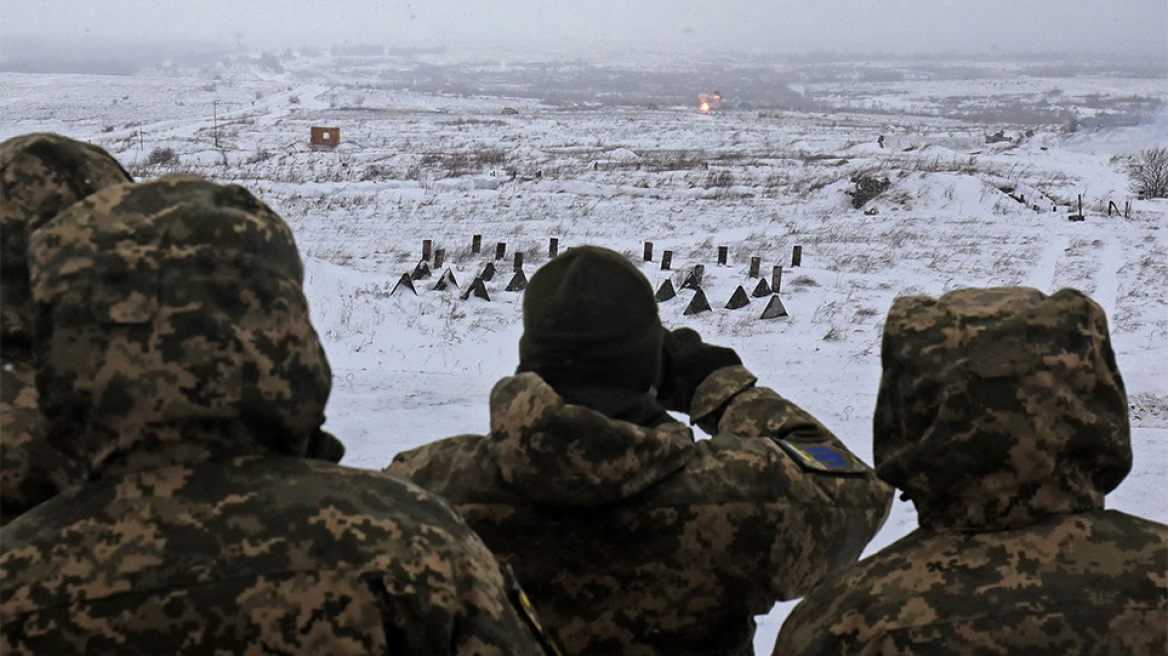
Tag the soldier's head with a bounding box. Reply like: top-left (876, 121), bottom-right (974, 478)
top-left (873, 287), bottom-right (1130, 529)
top-left (1, 133), bottom-right (131, 358)
top-left (518, 246), bottom-right (663, 392)
top-left (29, 174), bottom-right (332, 474)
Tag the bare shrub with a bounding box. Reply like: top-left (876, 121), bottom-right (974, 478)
top-left (1128, 147), bottom-right (1168, 199)
top-left (147, 146), bottom-right (177, 165)
top-left (846, 174), bottom-right (890, 208)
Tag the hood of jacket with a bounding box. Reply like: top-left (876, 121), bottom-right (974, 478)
top-left (873, 287), bottom-right (1130, 530)
top-left (28, 175), bottom-right (332, 477)
top-left (1, 133), bottom-right (131, 358)
top-left (486, 372), bottom-right (695, 506)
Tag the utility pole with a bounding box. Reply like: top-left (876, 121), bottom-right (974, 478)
top-left (213, 100), bottom-right (219, 149)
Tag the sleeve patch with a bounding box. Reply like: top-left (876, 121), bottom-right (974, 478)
top-left (779, 440), bottom-right (870, 475)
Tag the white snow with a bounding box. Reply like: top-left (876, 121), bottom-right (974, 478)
top-left (2, 53), bottom-right (1164, 654)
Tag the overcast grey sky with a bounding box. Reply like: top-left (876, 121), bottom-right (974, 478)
top-left (3, 0), bottom-right (1166, 58)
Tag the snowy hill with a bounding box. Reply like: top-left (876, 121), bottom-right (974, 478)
top-left (2, 53), bottom-right (1164, 653)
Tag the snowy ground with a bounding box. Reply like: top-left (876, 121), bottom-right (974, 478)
top-left (3, 52), bottom-right (1165, 653)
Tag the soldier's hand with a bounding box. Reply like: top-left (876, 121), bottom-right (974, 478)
top-left (655, 327), bottom-right (742, 414)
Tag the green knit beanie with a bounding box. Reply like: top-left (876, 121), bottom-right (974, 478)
top-left (518, 246), bottom-right (663, 392)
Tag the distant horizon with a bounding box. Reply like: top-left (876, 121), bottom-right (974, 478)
top-left (3, 0), bottom-right (1165, 65)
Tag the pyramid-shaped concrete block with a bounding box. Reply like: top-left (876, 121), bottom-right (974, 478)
top-left (432, 268), bottom-right (459, 291)
top-left (505, 269), bottom-right (528, 292)
top-left (752, 278), bottom-right (772, 297)
top-left (760, 295), bottom-right (788, 319)
top-left (680, 270), bottom-right (701, 291)
top-left (725, 285), bottom-right (750, 310)
top-left (683, 288), bottom-right (711, 315)
top-left (655, 278), bottom-right (676, 302)
top-left (411, 260), bottom-right (432, 280)
top-left (390, 273), bottom-right (417, 296)
top-left (461, 276), bottom-right (491, 301)
top-left (480, 261), bottom-right (496, 281)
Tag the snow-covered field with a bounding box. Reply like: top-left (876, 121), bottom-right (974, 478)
top-left (3, 52), bottom-right (1165, 653)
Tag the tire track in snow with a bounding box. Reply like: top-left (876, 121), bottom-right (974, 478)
top-left (1092, 235), bottom-right (1123, 320)
top-left (1031, 229), bottom-right (1069, 294)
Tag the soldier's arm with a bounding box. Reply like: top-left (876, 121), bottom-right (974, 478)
top-left (689, 365), bottom-right (831, 444)
top-left (690, 365), bottom-right (894, 600)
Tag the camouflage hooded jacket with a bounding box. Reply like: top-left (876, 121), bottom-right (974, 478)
top-left (388, 365), bottom-right (893, 655)
top-left (0, 175), bottom-right (549, 655)
top-left (773, 288), bottom-right (1168, 656)
top-left (1, 133), bottom-right (131, 524)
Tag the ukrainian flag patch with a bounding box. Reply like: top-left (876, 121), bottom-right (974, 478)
top-left (779, 440), bottom-right (869, 474)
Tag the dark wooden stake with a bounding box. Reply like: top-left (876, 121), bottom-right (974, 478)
top-left (661, 250), bottom-right (672, 271)
top-left (434, 248), bottom-right (445, 269)
top-left (514, 252), bottom-right (524, 272)
top-left (549, 238), bottom-right (559, 257)
top-left (749, 256), bottom-right (760, 278)
top-left (495, 242), bottom-right (506, 260)
top-left (772, 266), bottom-right (783, 293)
top-left (422, 239), bottom-right (432, 261)
top-left (718, 246), bottom-right (728, 265)
top-left (472, 234), bottom-right (482, 254)
top-left (644, 242), bottom-right (654, 262)
top-left (792, 245), bottom-right (803, 267)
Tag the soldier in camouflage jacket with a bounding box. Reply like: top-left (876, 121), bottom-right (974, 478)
top-left (773, 287), bottom-right (1168, 655)
top-left (0, 175), bottom-right (552, 655)
top-left (388, 246), bottom-right (893, 655)
top-left (1, 133), bottom-right (131, 525)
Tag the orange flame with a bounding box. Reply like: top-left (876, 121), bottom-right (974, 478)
top-left (699, 101), bottom-right (711, 113)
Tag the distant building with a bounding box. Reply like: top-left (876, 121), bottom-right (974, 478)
top-left (311, 127), bottom-right (340, 148)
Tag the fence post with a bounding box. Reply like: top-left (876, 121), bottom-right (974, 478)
top-left (549, 237), bottom-right (559, 258)
top-left (718, 246), bottom-right (728, 266)
top-left (472, 234), bottom-right (482, 254)
top-left (434, 248), bottom-right (445, 269)
top-left (644, 242), bottom-right (654, 262)
top-left (514, 252), bottom-right (524, 272)
top-left (422, 239), bottom-right (432, 261)
top-left (749, 256), bottom-right (760, 278)
top-left (791, 245), bottom-right (803, 267)
top-left (495, 242), bottom-right (506, 260)
top-left (772, 266), bottom-right (782, 293)
top-left (661, 250), bottom-right (672, 271)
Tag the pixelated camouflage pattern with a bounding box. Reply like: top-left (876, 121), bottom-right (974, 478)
top-left (772, 286), bottom-right (1167, 655)
top-left (772, 511), bottom-right (1168, 655)
top-left (3, 175), bottom-right (549, 654)
top-left (874, 287), bottom-right (1130, 529)
top-left (388, 367), bottom-right (892, 655)
top-left (0, 360), bottom-right (81, 525)
top-left (1, 132), bottom-right (131, 344)
top-left (1, 454), bottom-right (550, 655)
top-left (1, 133), bottom-right (126, 523)
top-left (28, 174), bottom-right (332, 473)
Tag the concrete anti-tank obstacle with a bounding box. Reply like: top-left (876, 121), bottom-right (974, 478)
top-left (505, 269), bottom-right (528, 292)
top-left (718, 246), bottom-right (728, 266)
top-left (760, 295), bottom-right (788, 319)
top-left (411, 260), bottom-right (431, 280)
top-left (480, 261), bottom-right (496, 281)
top-left (434, 248), bottom-right (445, 269)
top-left (644, 242), bottom-right (653, 262)
top-left (432, 268), bottom-right (458, 291)
top-left (462, 277), bottom-right (490, 301)
top-left (422, 239), bottom-right (432, 262)
top-left (655, 278), bottom-right (676, 302)
top-left (683, 288), bottom-right (711, 316)
top-left (472, 234), bottom-right (482, 254)
top-left (749, 256), bottom-right (761, 278)
top-left (752, 278), bottom-right (772, 297)
top-left (549, 237), bottom-right (559, 258)
top-left (390, 273), bottom-right (417, 296)
top-left (661, 250), bottom-right (673, 271)
top-left (680, 265), bottom-right (704, 291)
top-left (725, 285), bottom-right (750, 310)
